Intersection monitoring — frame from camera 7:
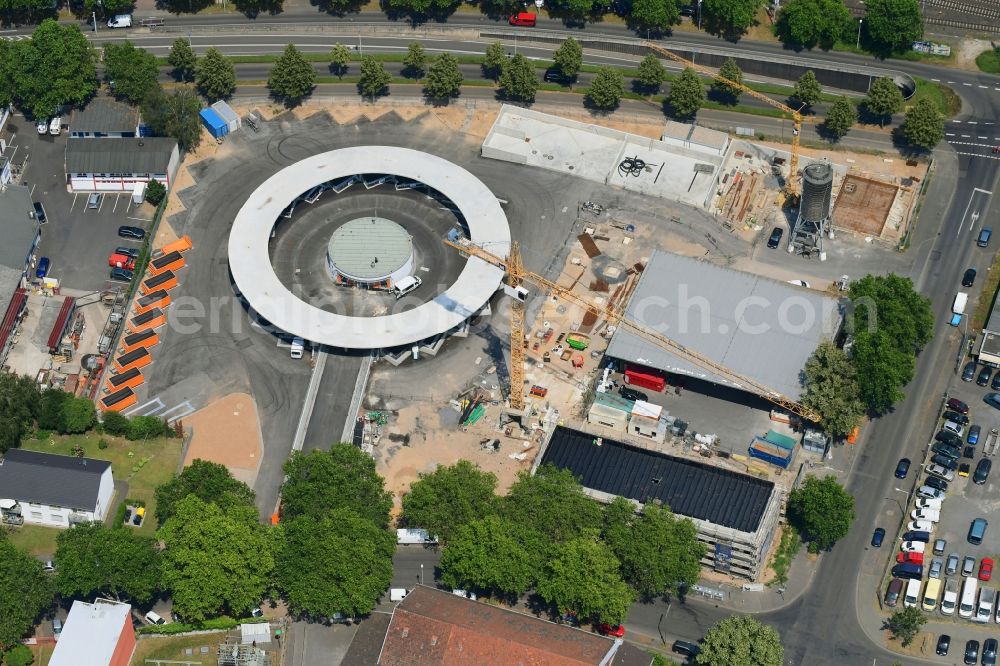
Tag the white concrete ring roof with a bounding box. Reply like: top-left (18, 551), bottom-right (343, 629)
top-left (228, 147), bottom-right (510, 349)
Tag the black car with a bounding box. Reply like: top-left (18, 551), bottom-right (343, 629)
top-left (871, 527), bottom-right (885, 547)
top-left (965, 446), bottom-right (977, 460)
top-left (115, 246), bottom-right (140, 258)
top-left (966, 639), bottom-right (980, 665)
top-left (32, 201), bottom-right (47, 224)
top-left (937, 634), bottom-right (951, 656)
top-left (993, 373), bottom-right (1000, 391)
top-left (975, 458), bottom-right (993, 485)
top-left (619, 386), bottom-right (649, 402)
top-left (964, 268), bottom-right (978, 287)
top-left (965, 361), bottom-right (979, 382)
top-left (936, 430), bottom-right (963, 447)
top-left (945, 410), bottom-right (971, 425)
top-left (543, 69), bottom-right (573, 84)
top-left (987, 393), bottom-right (1000, 410)
top-left (767, 227), bottom-right (784, 249)
top-left (924, 475), bottom-right (949, 492)
top-left (894, 458), bottom-right (911, 479)
top-left (979, 366), bottom-right (993, 386)
top-left (109, 267), bottom-right (134, 282)
top-left (932, 442), bottom-right (962, 459)
top-left (902, 530), bottom-right (931, 542)
top-left (117, 225), bottom-right (145, 240)
top-left (984, 638), bottom-right (998, 666)
top-left (931, 453), bottom-right (959, 470)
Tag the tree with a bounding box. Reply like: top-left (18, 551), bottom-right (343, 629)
top-left (104, 41), bottom-right (158, 104)
top-left (142, 85), bottom-right (203, 152)
top-left (37, 389), bottom-right (69, 432)
top-left (792, 70), bottom-right (823, 108)
top-left (384, 0), bottom-right (460, 17)
top-left (696, 616), bottom-right (784, 666)
top-left (167, 38), bottom-right (198, 82)
top-left (499, 54), bottom-right (538, 103)
top-left (701, 0), bottom-right (764, 37)
top-left (482, 41), bottom-right (508, 82)
top-left (0, 374), bottom-right (39, 453)
top-left (402, 42), bottom-right (427, 79)
top-left (636, 55), bottom-right (667, 93)
top-left (126, 415), bottom-right (167, 441)
top-left (277, 509), bottom-right (394, 618)
top-left (587, 67), bottom-right (625, 110)
top-left (536, 537), bottom-right (636, 623)
top-left (357, 56), bottom-right (392, 99)
top-left (154, 458), bottom-right (256, 526)
top-left (801, 341), bottom-right (864, 438)
top-left (884, 606), bottom-right (926, 647)
top-left (281, 445), bottom-right (393, 526)
top-left (864, 76), bottom-right (904, 125)
top-left (267, 44), bottom-right (316, 105)
top-left (145, 179), bottom-right (167, 206)
top-left (553, 38), bottom-right (583, 80)
top-left (60, 397), bottom-right (95, 434)
top-left (865, 0), bottom-right (923, 53)
top-left (602, 498), bottom-right (705, 599)
top-left (329, 43), bottom-right (352, 79)
top-left (195, 47), bottom-right (237, 102)
top-left (711, 58), bottom-right (743, 104)
top-left (478, 0), bottom-right (522, 17)
top-left (902, 98), bottom-right (944, 150)
top-left (423, 53), bottom-right (464, 100)
top-left (667, 67), bottom-right (705, 119)
top-left (6, 20), bottom-right (97, 120)
top-left (0, 536), bottom-right (55, 649)
top-left (3, 645), bottom-right (34, 666)
top-left (54, 523), bottom-right (159, 604)
top-left (502, 465), bottom-right (603, 554)
top-left (630, 0), bottom-right (680, 33)
top-left (787, 475), bottom-right (855, 552)
top-left (823, 95), bottom-right (857, 139)
top-left (101, 410), bottom-right (130, 436)
top-left (401, 460), bottom-right (496, 543)
top-left (234, 0), bottom-right (284, 17)
top-left (439, 515), bottom-right (539, 597)
top-left (158, 495), bottom-right (274, 622)
top-left (776, 0), bottom-right (850, 49)
top-left (849, 274), bottom-right (934, 413)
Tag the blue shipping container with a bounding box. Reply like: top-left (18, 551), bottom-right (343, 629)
top-left (199, 108), bottom-right (228, 139)
top-left (748, 437), bottom-right (793, 469)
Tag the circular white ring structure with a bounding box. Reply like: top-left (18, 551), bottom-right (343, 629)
top-left (326, 216), bottom-right (414, 285)
top-left (229, 147), bottom-right (510, 349)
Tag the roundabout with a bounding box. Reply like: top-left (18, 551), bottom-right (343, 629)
top-left (228, 146), bottom-right (511, 350)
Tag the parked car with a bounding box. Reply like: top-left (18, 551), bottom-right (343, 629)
top-left (964, 268), bottom-right (978, 287)
top-left (106, 14), bottom-right (132, 27)
top-left (947, 552), bottom-right (960, 575)
top-left (949, 397), bottom-right (971, 414)
top-left (87, 192), bottom-right (102, 209)
top-left (872, 527), bottom-right (886, 548)
top-left (115, 246), bottom-right (140, 258)
top-left (35, 257), bottom-right (50, 279)
top-left (898, 551), bottom-right (924, 564)
top-left (987, 393), bottom-right (1000, 410)
top-left (966, 446), bottom-right (977, 459)
top-left (981, 557), bottom-right (995, 581)
top-left (970, 424), bottom-right (983, 444)
top-left (619, 386), bottom-right (648, 402)
top-left (32, 201), bottom-right (47, 224)
top-left (964, 556), bottom-right (978, 576)
top-left (965, 361), bottom-right (979, 382)
top-left (936, 430), bottom-right (963, 447)
top-left (900, 541), bottom-right (926, 553)
top-left (969, 518), bottom-right (989, 545)
top-left (767, 227), bottom-right (784, 249)
top-left (916, 497), bottom-right (943, 510)
top-left (993, 373), bottom-right (1000, 391)
top-left (984, 638), bottom-right (998, 666)
top-left (945, 410), bottom-right (971, 425)
top-left (981, 366), bottom-right (995, 386)
top-left (933, 538), bottom-right (947, 555)
top-left (597, 623), bottom-right (625, 638)
top-left (966, 639), bottom-right (980, 665)
top-left (885, 578), bottom-right (904, 606)
top-left (929, 557), bottom-right (944, 579)
top-left (942, 580), bottom-right (959, 615)
top-left (926, 464), bottom-right (956, 482)
top-left (48, 117), bottom-right (60, 135)
top-left (903, 530), bottom-right (931, 543)
top-left (909, 520), bottom-right (934, 532)
top-left (911, 508), bottom-right (940, 522)
top-left (543, 69), bottom-right (573, 84)
top-left (961, 462), bottom-right (973, 477)
top-left (938, 634), bottom-right (952, 656)
top-left (944, 421), bottom-right (966, 437)
top-left (894, 458), bottom-right (911, 479)
top-left (932, 454), bottom-right (959, 470)
top-left (109, 267), bottom-right (134, 282)
top-left (918, 485), bottom-right (946, 500)
top-left (36, 119), bottom-right (48, 134)
top-left (924, 475), bottom-right (949, 492)
top-left (976, 458), bottom-right (993, 484)
top-left (980, 228), bottom-right (993, 248)
top-left (42, 560), bottom-right (54, 573)
top-left (117, 225), bottom-right (145, 240)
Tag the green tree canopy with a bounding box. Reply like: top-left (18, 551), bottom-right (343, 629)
top-left (499, 54), bottom-right (538, 103)
top-left (281, 445), bottom-right (393, 526)
top-left (561, 0), bottom-right (596, 19)
top-left (482, 41), bottom-right (508, 81)
top-left (54, 522), bottom-right (159, 604)
top-left (142, 85), bottom-right (204, 152)
top-left (535, 537), bottom-right (636, 624)
top-left (864, 76), bottom-right (904, 125)
top-left (864, 0), bottom-right (923, 53)
top-left (167, 38), bottom-right (198, 82)
top-left (277, 509), bottom-right (394, 618)
top-left (0, 374), bottom-right (39, 453)
top-left (37, 389), bottom-right (69, 432)
top-left (823, 95), bottom-right (857, 139)
top-left (104, 41), bottom-right (159, 104)
top-left (884, 606), bottom-right (926, 646)
top-left (146, 179), bottom-right (167, 206)
top-left (195, 47), bottom-right (237, 102)
top-left (403, 42), bottom-right (428, 78)
top-left (602, 498), bottom-right (705, 599)
top-left (701, 0), bottom-right (764, 37)
top-left (802, 341), bottom-right (865, 438)
top-left (902, 98), bottom-right (945, 150)
top-left (234, 0), bottom-right (284, 17)
top-left (776, 0), bottom-right (850, 49)
top-left (3, 644), bottom-right (34, 666)
top-left (267, 44), bottom-right (316, 105)
top-left (439, 514), bottom-right (539, 598)
top-left (60, 397), bottom-right (96, 434)
top-left (553, 38), bottom-right (583, 79)
top-left (329, 43), bottom-right (352, 78)
top-left (668, 67), bottom-right (705, 119)
top-left (636, 55), bottom-right (667, 93)
top-left (384, 0), bottom-right (460, 17)
top-left (849, 273), bottom-right (934, 413)
top-left (357, 56), bottom-right (392, 99)
top-left (5, 20), bottom-right (97, 120)
top-left (501, 465), bottom-right (603, 555)
top-left (787, 474), bottom-right (855, 552)
top-left (696, 616), bottom-right (784, 666)
top-left (711, 58), bottom-right (743, 103)
top-left (630, 0), bottom-right (680, 33)
top-left (792, 70), bottom-right (823, 108)
top-left (401, 460), bottom-right (496, 543)
top-left (158, 495), bottom-right (274, 622)
top-left (101, 410), bottom-right (130, 436)
top-left (423, 52), bottom-right (464, 100)
top-left (0, 536), bottom-right (55, 649)
top-left (587, 67), bottom-right (625, 110)
top-left (153, 458), bottom-right (256, 526)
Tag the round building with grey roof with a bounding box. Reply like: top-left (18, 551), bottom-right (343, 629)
top-left (326, 217), bottom-right (414, 286)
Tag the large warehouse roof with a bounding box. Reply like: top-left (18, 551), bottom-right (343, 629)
top-left (541, 426), bottom-right (774, 534)
top-left (0, 185), bottom-right (39, 272)
top-left (606, 251), bottom-right (842, 400)
top-left (65, 138), bottom-right (176, 174)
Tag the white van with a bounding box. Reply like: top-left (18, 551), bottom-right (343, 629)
top-left (941, 579), bottom-right (958, 615)
top-left (903, 578), bottom-right (921, 608)
top-left (391, 275), bottom-right (422, 299)
top-left (978, 587), bottom-right (995, 623)
top-left (48, 117), bottom-right (61, 136)
top-left (961, 576), bottom-right (979, 618)
top-left (389, 588), bottom-right (409, 602)
top-left (290, 337), bottom-right (305, 359)
top-left (106, 14), bottom-right (132, 28)
top-left (144, 610), bottom-right (166, 625)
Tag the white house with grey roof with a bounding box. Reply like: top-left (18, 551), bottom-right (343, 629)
top-left (69, 98), bottom-right (140, 138)
top-left (65, 137), bottom-right (178, 192)
top-left (0, 449), bottom-right (114, 527)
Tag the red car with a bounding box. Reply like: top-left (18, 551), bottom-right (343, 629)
top-left (897, 551), bottom-right (924, 565)
top-left (108, 252), bottom-right (136, 270)
top-left (947, 397), bottom-right (970, 415)
top-left (980, 557), bottom-right (994, 581)
top-left (597, 623), bottom-right (625, 638)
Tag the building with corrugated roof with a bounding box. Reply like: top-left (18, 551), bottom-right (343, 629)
top-left (69, 97), bottom-right (140, 138)
top-left (65, 137), bottom-right (178, 192)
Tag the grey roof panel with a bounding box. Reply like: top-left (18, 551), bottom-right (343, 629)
top-left (0, 449), bottom-right (110, 511)
top-left (606, 251), bottom-right (842, 400)
top-left (69, 98), bottom-right (140, 134)
top-left (65, 138), bottom-right (176, 174)
top-left (0, 185), bottom-right (39, 272)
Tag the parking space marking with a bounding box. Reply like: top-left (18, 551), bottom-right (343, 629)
top-left (127, 216), bottom-right (152, 223)
top-left (70, 193), bottom-right (79, 212)
top-left (97, 194), bottom-right (106, 213)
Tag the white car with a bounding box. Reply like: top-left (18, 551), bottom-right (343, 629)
top-left (925, 464), bottom-right (955, 482)
top-left (911, 508), bottom-right (941, 522)
top-left (36, 119), bottom-right (48, 134)
top-left (908, 520), bottom-right (934, 532)
top-left (106, 14), bottom-right (132, 28)
top-left (787, 279), bottom-right (811, 288)
top-left (941, 586), bottom-right (957, 615)
top-left (915, 497), bottom-right (943, 510)
top-left (901, 541), bottom-right (926, 553)
top-left (48, 117), bottom-right (61, 136)
top-left (918, 486), bottom-right (946, 500)
top-left (943, 421), bottom-right (965, 437)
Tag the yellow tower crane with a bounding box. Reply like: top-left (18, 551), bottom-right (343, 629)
top-left (445, 238), bottom-right (821, 422)
top-left (643, 41), bottom-right (806, 196)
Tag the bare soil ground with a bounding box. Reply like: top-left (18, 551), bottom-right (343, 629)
top-left (183, 392), bottom-right (263, 487)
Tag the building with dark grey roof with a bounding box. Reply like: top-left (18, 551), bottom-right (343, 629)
top-left (69, 98), bottom-right (140, 138)
top-left (65, 138), bottom-right (178, 193)
top-left (540, 426), bottom-right (783, 580)
top-left (0, 449), bottom-right (115, 528)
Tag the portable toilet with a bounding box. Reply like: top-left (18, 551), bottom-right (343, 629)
top-left (199, 107), bottom-right (228, 139)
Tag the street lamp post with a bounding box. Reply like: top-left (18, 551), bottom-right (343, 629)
top-left (856, 19), bottom-right (863, 49)
top-left (420, 563), bottom-right (424, 586)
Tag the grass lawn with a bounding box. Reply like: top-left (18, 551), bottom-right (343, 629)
top-left (132, 632), bottom-right (227, 664)
top-left (978, 49), bottom-right (1000, 74)
top-left (908, 78), bottom-right (963, 117)
top-left (973, 251), bottom-right (1000, 331)
top-left (18, 433), bottom-right (183, 539)
top-left (5, 524), bottom-right (60, 557)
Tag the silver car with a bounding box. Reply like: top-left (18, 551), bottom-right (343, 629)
top-left (947, 552), bottom-right (961, 575)
top-left (929, 558), bottom-right (944, 579)
top-left (963, 555), bottom-right (977, 576)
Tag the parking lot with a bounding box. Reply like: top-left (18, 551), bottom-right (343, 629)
top-left (11, 113), bottom-right (154, 292)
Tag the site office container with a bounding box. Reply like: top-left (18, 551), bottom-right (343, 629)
top-left (130, 308), bottom-right (166, 333)
top-left (106, 367), bottom-right (144, 391)
top-left (147, 250), bottom-right (185, 277)
top-left (624, 363), bottom-right (667, 392)
top-left (120, 329), bottom-right (158, 354)
top-left (141, 271), bottom-right (178, 295)
top-left (101, 386), bottom-right (136, 412)
top-left (114, 347), bottom-right (151, 373)
top-left (134, 289), bottom-right (170, 316)
top-left (199, 108), bottom-right (228, 139)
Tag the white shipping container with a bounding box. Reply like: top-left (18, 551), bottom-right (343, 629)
top-left (211, 100), bottom-right (241, 133)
